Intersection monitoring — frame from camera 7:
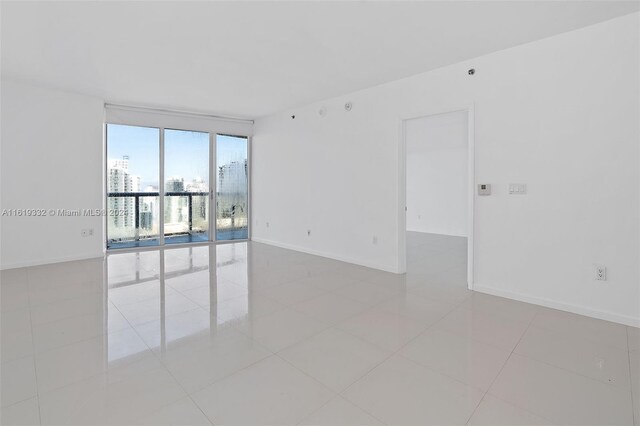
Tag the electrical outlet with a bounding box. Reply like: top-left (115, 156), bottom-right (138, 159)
top-left (372, 236), bottom-right (378, 245)
top-left (595, 265), bottom-right (607, 281)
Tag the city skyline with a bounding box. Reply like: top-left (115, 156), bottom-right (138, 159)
top-left (106, 124), bottom-right (249, 245)
top-left (107, 158), bottom-right (212, 193)
top-left (107, 124), bottom-right (247, 189)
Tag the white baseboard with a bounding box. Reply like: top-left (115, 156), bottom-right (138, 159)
top-left (474, 283), bottom-right (640, 328)
top-left (251, 237), bottom-right (401, 273)
top-left (1, 252), bottom-right (105, 270)
top-left (406, 229), bottom-right (468, 238)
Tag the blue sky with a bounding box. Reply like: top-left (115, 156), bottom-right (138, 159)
top-left (107, 124), bottom-right (247, 189)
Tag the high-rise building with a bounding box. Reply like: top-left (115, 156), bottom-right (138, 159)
top-left (108, 155), bottom-right (140, 230)
top-left (165, 177), bottom-right (185, 192)
top-left (217, 159), bottom-right (248, 229)
top-left (165, 177), bottom-right (187, 227)
top-left (187, 178), bottom-right (209, 228)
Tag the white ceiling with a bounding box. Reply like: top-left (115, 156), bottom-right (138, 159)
top-left (2, 1), bottom-right (638, 119)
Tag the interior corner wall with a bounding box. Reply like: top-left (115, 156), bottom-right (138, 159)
top-left (406, 111), bottom-right (468, 237)
top-left (252, 13), bottom-right (640, 326)
top-left (1, 80), bottom-right (105, 269)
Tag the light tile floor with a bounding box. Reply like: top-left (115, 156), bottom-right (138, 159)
top-left (1, 232), bottom-right (638, 425)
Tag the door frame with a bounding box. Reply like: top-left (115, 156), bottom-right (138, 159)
top-left (397, 104), bottom-right (475, 290)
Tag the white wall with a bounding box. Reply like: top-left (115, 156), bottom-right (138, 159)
top-left (1, 80), bottom-right (105, 269)
top-left (252, 13), bottom-right (640, 326)
top-left (406, 111), bottom-right (468, 236)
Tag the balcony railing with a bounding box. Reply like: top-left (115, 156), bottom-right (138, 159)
top-left (107, 191), bottom-right (209, 245)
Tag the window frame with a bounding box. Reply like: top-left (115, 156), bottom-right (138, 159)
top-left (104, 105), bottom-right (252, 251)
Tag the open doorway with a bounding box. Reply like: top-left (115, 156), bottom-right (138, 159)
top-left (401, 108), bottom-right (473, 289)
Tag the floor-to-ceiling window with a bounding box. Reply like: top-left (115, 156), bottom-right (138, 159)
top-left (106, 120), bottom-right (250, 249)
top-left (106, 124), bottom-right (160, 248)
top-left (216, 135), bottom-right (249, 241)
top-left (164, 129), bottom-right (210, 244)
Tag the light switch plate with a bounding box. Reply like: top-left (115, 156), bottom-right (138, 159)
top-left (509, 183), bottom-right (527, 194)
top-left (478, 184), bottom-right (491, 196)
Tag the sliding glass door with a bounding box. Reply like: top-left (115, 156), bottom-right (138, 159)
top-left (107, 126), bottom-right (249, 249)
top-left (164, 129), bottom-right (210, 244)
top-left (216, 135), bottom-right (249, 241)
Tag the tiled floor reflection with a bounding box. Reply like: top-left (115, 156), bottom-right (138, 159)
top-left (1, 234), bottom-right (638, 425)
